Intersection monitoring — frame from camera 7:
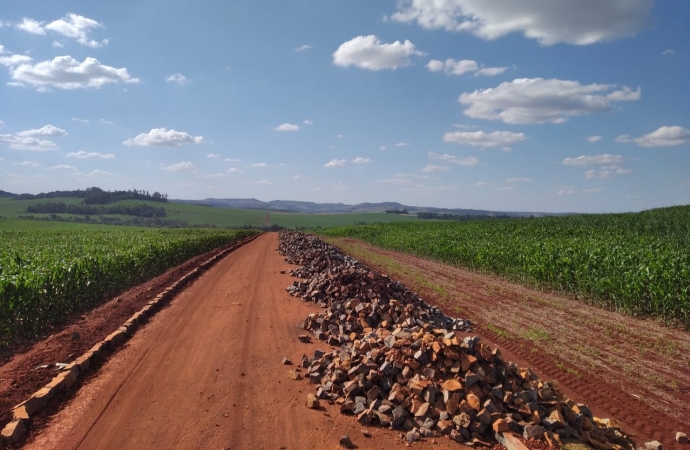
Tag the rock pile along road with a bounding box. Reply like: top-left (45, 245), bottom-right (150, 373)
top-left (14, 232), bottom-right (686, 450)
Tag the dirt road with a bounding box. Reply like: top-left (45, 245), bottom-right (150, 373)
top-left (25, 233), bottom-right (454, 450)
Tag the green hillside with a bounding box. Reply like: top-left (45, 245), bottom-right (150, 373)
top-left (0, 197), bottom-right (418, 230)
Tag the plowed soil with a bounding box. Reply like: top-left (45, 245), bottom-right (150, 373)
top-left (325, 237), bottom-right (690, 450)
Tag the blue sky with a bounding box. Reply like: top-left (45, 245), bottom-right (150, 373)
top-left (0, 0), bottom-right (688, 213)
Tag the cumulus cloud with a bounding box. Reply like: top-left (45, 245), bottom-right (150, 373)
top-left (337, 134), bottom-right (346, 139)
top-left (458, 78), bottom-right (641, 124)
top-left (427, 58), bottom-right (506, 77)
top-left (390, 0), bottom-right (653, 45)
top-left (352, 157), bottom-right (371, 164)
top-left (562, 154), bottom-right (623, 166)
top-left (45, 14), bottom-right (107, 48)
top-left (507, 178), bottom-right (534, 183)
top-left (9, 56), bottom-right (138, 90)
top-left (0, 54), bottom-right (33, 67)
top-left (16, 18), bottom-right (46, 35)
top-left (422, 164), bottom-right (451, 173)
top-left (244, 180), bottom-right (271, 185)
top-left (294, 45), bottom-right (312, 52)
top-left (124, 128), bottom-right (205, 147)
top-left (662, 49), bottom-right (674, 56)
top-left (66, 150), bottom-right (114, 159)
top-left (0, 134), bottom-right (58, 151)
top-left (163, 161), bottom-right (197, 172)
top-left (395, 142), bottom-right (409, 147)
top-left (325, 159), bottom-right (347, 168)
top-left (166, 73), bottom-right (189, 86)
top-left (587, 135), bottom-right (602, 143)
top-left (250, 163), bottom-right (268, 167)
top-left (16, 125), bottom-right (68, 138)
top-left (227, 167), bottom-right (244, 174)
top-left (274, 123), bottom-right (299, 131)
top-left (333, 35), bottom-right (424, 71)
top-left (443, 130), bottom-right (526, 148)
top-left (71, 118), bottom-right (90, 123)
top-left (207, 153), bottom-right (220, 158)
top-left (616, 126), bottom-right (690, 147)
top-left (474, 181), bottom-right (490, 187)
top-left (303, 120), bottom-right (313, 125)
top-left (556, 187), bottom-right (602, 196)
top-left (52, 164), bottom-right (76, 170)
top-left (17, 161), bottom-right (42, 167)
top-left (495, 186), bottom-right (514, 192)
top-left (428, 152), bottom-right (479, 166)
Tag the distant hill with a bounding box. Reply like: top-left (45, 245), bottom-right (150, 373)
top-left (0, 190), bottom-right (18, 199)
top-left (172, 198), bottom-right (564, 217)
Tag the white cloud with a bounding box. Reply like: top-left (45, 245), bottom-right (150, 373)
top-left (390, 0), bottom-right (653, 45)
top-left (562, 154), bottom-right (623, 166)
top-left (124, 128), bottom-right (205, 147)
top-left (428, 152), bottom-right (479, 166)
top-left (163, 161), bottom-right (197, 172)
top-left (16, 18), bottom-right (46, 35)
top-left (333, 35), bottom-right (424, 71)
top-left (337, 134), bottom-right (346, 139)
top-left (426, 60), bottom-right (444, 72)
top-left (584, 166), bottom-right (632, 179)
top-left (474, 67), bottom-right (507, 77)
top-left (352, 157), bottom-right (371, 164)
top-left (227, 167), bottom-right (244, 174)
top-left (458, 78), bottom-right (641, 124)
top-left (207, 153), bottom-right (220, 158)
top-left (422, 164), bottom-right (451, 173)
top-left (66, 150), bottom-right (114, 159)
top-left (274, 123), bottom-right (299, 132)
top-left (52, 41), bottom-right (64, 48)
top-left (616, 126), bottom-right (690, 147)
top-left (52, 164), bottom-right (76, 170)
top-left (16, 125), bottom-right (68, 138)
top-left (166, 73), bottom-right (189, 86)
top-left (380, 145), bottom-right (387, 150)
top-left (244, 180), bottom-right (271, 185)
top-left (87, 169), bottom-right (113, 176)
top-left (376, 178), bottom-right (413, 185)
top-left (250, 163), bottom-right (268, 167)
top-left (587, 135), bottom-right (602, 143)
top-left (495, 186), bottom-right (514, 192)
top-left (556, 187), bottom-right (602, 196)
top-left (325, 159), bottom-right (347, 168)
top-left (294, 45), bottom-right (312, 52)
top-left (0, 134), bottom-right (58, 151)
top-left (198, 173), bottom-right (225, 179)
top-left (45, 14), bottom-right (107, 48)
top-left (444, 59), bottom-right (479, 75)
top-left (443, 130), bottom-right (526, 148)
top-left (0, 120), bottom-right (3, 130)
top-left (17, 161), bottom-right (42, 167)
top-left (507, 177), bottom-right (534, 183)
top-left (71, 118), bottom-right (89, 123)
top-left (293, 175), bottom-right (302, 179)
top-left (10, 56), bottom-right (138, 90)
top-left (225, 158), bottom-right (241, 162)
top-left (303, 120), bottom-right (313, 125)
top-left (662, 49), bottom-right (674, 56)
top-left (99, 119), bottom-right (113, 125)
top-left (395, 142), bottom-right (409, 147)
top-left (0, 54), bottom-right (33, 67)
top-left (474, 181), bottom-right (490, 187)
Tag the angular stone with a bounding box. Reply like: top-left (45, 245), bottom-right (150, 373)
top-left (492, 418), bottom-right (509, 433)
top-left (441, 379), bottom-right (462, 392)
top-left (306, 394), bottom-right (319, 409)
top-left (495, 432), bottom-right (529, 450)
top-left (339, 435), bottom-right (354, 448)
top-left (406, 429), bottom-right (420, 442)
top-left (645, 441), bottom-right (662, 450)
top-left (677, 433), bottom-right (688, 444)
top-left (466, 393), bottom-right (481, 411)
top-left (437, 420), bottom-right (454, 435)
top-left (523, 425), bottom-right (545, 440)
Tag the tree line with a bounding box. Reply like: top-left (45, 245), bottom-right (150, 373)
top-left (15, 187), bottom-right (169, 204)
top-left (26, 202), bottom-right (167, 218)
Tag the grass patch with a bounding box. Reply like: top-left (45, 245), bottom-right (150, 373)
top-left (522, 327), bottom-right (550, 342)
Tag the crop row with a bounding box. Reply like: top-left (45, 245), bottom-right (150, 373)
top-left (320, 206), bottom-right (690, 327)
top-left (0, 229), bottom-right (258, 347)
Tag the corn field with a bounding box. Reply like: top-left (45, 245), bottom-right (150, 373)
top-left (321, 206), bottom-right (690, 327)
top-left (0, 228), bottom-right (257, 347)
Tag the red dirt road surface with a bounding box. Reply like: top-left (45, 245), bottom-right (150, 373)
top-left (23, 234), bottom-right (456, 450)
